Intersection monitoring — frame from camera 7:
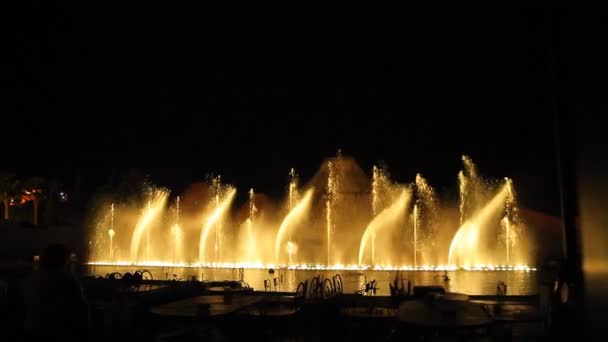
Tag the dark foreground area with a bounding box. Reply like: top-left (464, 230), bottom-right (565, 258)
top-left (0, 261), bottom-right (557, 341)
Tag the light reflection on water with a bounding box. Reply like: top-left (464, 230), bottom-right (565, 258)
top-left (86, 266), bottom-right (538, 296)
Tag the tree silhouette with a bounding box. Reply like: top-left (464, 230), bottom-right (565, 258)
top-left (0, 173), bottom-right (20, 220)
top-left (21, 177), bottom-right (45, 226)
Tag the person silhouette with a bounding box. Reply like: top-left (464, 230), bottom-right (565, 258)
top-left (23, 244), bottom-right (89, 340)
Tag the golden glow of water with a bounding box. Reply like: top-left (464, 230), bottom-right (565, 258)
top-left (448, 185), bottom-right (509, 266)
top-left (110, 203), bottom-right (115, 231)
top-left (199, 187), bottom-right (237, 265)
top-left (414, 173), bottom-right (438, 265)
top-left (326, 161), bottom-right (336, 266)
top-left (458, 170), bottom-right (467, 225)
top-left (288, 168), bottom-right (299, 210)
top-left (90, 156), bottom-right (535, 271)
top-left (413, 203), bottom-right (418, 267)
top-left (503, 177), bottom-right (516, 265)
top-left (287, 241), bottom-right (296, 265)
top-left (175, 196), bottom-right (180, 224)
top-left (87, 260), bottom-right (536, 272)
top-left (212, 176), bottom-right (222, 263)
top-left (146, 201), bottom-right (151, 260)
top-left (248, 188), bottom-right (257, 261)
top-left (129, 189), bottom-right (169, 263)
top-left (358, 188), bottom-right (412, 266)
top-left (169, 196), bottom-right (183, 264)
top-left (108, 228), bottom-right (115, 260)
top-left (287, 169), bottom-right (299, 263)
top-left (275, 188), bottom-right (314, 264)
top-left (371, 165), bottom-right (392, 266)
top-left (502, 216), bottom-right (511, 265)
top-left (372, 166), bottom-right (379, 263)
top-left (171, 224), bottom-right (183, 264)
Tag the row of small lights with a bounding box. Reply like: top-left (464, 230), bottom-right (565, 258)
top-left (88, 260), bottom-right (536, 272)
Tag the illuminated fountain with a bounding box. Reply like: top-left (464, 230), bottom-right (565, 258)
top-left (287, 169), bottom-right (299, 265)
top-left (371, 165), bottom-right (391, 265)
top-left (502, 177), bottom-right (522, 265)
top-left (326, 160), bottom-right (338, 266)
top-left (413, 203), bottom-right (419, 267)
top-left (129, 188), bottom-right (169, 263)
top-left (275, 188), bottom-right (314, 265)
top-left (413, 173), bottom-right (439, 265)
top-left (459, 155), bottom-right (484, 224)
top-left (448, 157), bottom-right (527, 268)
top-left (212, 176), bottom-right (222, 263)
top-left (108, 203), bottom-right (115, 260)
top-left (199, 186), bottom-right (236, 266)
top-left (359, 188), bottom-right (412, 267)
top-left (171, 196), bottom-right (183, 265)
top-left (448, 184), bottom-right (509, 266)
top-left (246, 189), bottom-right (257, 262)
top-left (88, 155), bottom-right (534, 272)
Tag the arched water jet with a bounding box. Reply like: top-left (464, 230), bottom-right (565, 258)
top-left (129, 189), bottom-right (169, 263)
top-left (358, 189), bottom-right (412, 266)
top-left (199, 188), bottom-right (237, 265)
top-left (448, 184), bottom-right (509, 266)
top-left (275, 189), bottom-right (314, 264)
top-left (88, 155), bottom-right (535, 272)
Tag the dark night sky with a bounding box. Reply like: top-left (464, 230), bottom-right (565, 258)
top-left (4, 7), bottom-right (606, 216)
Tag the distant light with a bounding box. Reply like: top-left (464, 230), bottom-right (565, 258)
top-left (59, 192), bottom-right (68, 202)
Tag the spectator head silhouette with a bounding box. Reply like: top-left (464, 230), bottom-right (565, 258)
top-left (40, 243), bottom-right (69, 270)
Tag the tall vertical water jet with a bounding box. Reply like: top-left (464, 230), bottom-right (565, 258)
top-left (171, 196), bottom-right (183, 264)
top-left (413, 204), bottom-right (419, 267)
top-left (326, 161), bottom-right (337, 266)
top-left (371, 165), bottom-right (391, 265)
top-left (275, 189), bottom-right (314, 264)
top-left (502, 216), bottom-right (511, 265)
top-left (108, 203), bottom-right (115, 260)
top-left (86, 154), bottom-right (533, 270)
top-left (458, 171), bottom-right (467, 226)
top-left (199, 187), bottom-right (237, 265)
top-left (502, 177), bottom-right (517, 265)
top-left (371, 166), bottom-right (387, 265)
top-left (358, 189), bottom-right (412, 266)
top-left (130, 189), bottom-right (169, 263)
top-left (372, 166), bottom-right (380, 265)
top-left (212, 176), bottom-right (222, 263)
top-left (146, 200), bottom-right (152, 261)
top-left (287, 169), bottom-right (299, 264)
top-left (462, 155), bottom-right (479, 179)
top-left (459, 155), bottom-right (485, 224)
top-left (414, 173), bottom-right (439, 264)
top-left (247, 188), bottom-right (257, 262)
top-left (288, 168), bottom-right (299, 210)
